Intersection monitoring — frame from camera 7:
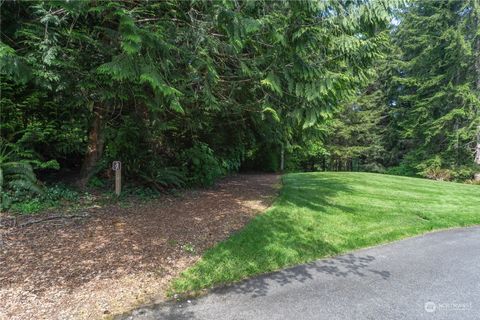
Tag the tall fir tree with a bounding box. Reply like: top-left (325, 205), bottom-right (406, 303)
top-left (389, 0), bottom-right (480, 179)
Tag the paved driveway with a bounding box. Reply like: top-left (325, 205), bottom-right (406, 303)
top-left (120, 226), bottom-right (480, 320)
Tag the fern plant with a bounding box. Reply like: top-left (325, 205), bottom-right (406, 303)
top-left (0, 141), bottom-right (44, 210)
top-left (140, 167), bottom-right (186, 191)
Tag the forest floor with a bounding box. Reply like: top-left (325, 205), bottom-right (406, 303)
top-left (0, 173), bottom-right (280, 320)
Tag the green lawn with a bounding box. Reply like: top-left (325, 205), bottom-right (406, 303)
top-left (171, 172), bottom-right (480, 295)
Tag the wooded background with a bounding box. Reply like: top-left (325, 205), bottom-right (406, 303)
top-left (1, 0), bottom-right (479, 209)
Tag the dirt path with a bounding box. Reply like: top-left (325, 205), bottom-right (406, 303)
top-left (0, 174), bottom-right (280, 320)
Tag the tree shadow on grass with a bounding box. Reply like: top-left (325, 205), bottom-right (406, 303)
top-left (173, 174), bottom-right (380, 294)
top-left (279, 174), bottom-right (357, 214)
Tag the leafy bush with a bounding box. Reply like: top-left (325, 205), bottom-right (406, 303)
top-left (102, 116), bottom-right (187, 191)
top-left (422, 168), bottom-right (453, 181)
top-left (385, 163), bottom-right (418, 177)
top-left (415, 156), bottom-right (459, 181)
top-left (283, 140), bottom-right (329, 172)
top-left (218, 147), bottom-right (244, 173)
top-left (10, 198), bottom-right (45, 214)
top-left (450, 166), bottom-right (477, 182)
top-left (386, 156), bottom-right (477, 182)
top-left (9, 184), bottom-right (79, 214)
top-left (0, 141), bottom-right (44, 209)
top-left (88, 176), bottom-right (106, 188)
top-left (181, 143), bottom-right (224, 187)
top-left (42, 184), bottom-right (79, 202)
top-left (140, 166), bottom-right (186, 190)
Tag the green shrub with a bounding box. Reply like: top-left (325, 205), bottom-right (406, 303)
top-left (181, 143), bottom-right (224, 187)
top-left (9, 184), bottom-right (79, 214)
top-left (88, 176), bottom-right (106, 188)
top-left (423, 167), bottom-right (453, 181)
top-left (450, 166), bottom-right (476, 182)
top-left (219, 147), bottom-right (244, 173)
top-left (10, 198), bottom-right (44, 214)
top-left (140, 166), bottom-right (186, 190)
top-left (385, 163), bottom-right (418, 177)
top-left (42, 184), bottom-right (79, 202)
top-left (0, 140), bottom-right (44, 209)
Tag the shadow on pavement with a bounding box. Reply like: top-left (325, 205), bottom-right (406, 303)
top-left (218, 253), bottom-right (391, 298)
top-left (117, 252), bottom-right (390, 320)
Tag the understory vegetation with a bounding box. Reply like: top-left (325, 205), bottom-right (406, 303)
top-left (171, 172), bottom-right (480, 294)
top-left (1, 0), bottom-right (479, 212)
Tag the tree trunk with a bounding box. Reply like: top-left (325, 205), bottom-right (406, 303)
top-left (476, 27), bottom-right (480, 91)
top-left (475, 125), bottom-right (480, 179)
top-left (475, 29), bottom-right (480, 180)
top-left (475, 124), bottom-right (480, 160)
top-left (78, 105), bottom-right (105, 187)
top-left (280, 144), bottom-right (285, 172)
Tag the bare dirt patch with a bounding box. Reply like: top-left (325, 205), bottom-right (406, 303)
top-left (0, 174), bottom-right (280, 320)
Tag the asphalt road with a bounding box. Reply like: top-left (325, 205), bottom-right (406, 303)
top-left (120, 226), bottom-right (480, 320)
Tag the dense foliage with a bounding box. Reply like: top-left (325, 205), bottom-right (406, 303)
top-left (0, 0), bottom-right (478, 210)
top-left (291, 0), bottom-right (480, 181)
top-left (385, 0), bottom-right (480, 180)
top-left (0, 0), bottom-right (395, 208)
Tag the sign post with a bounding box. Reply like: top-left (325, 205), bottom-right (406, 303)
top-left (112, 161), bottom-right (121, 196)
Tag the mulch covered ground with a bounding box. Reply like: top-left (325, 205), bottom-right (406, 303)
top-left (0, 174), bottom-right (280, 320)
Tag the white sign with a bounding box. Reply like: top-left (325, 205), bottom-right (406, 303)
top-left (112, 161), bottom-right (121, 171)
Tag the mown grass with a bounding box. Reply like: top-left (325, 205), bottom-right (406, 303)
top-left (171, 172), bottom-right (480, 295)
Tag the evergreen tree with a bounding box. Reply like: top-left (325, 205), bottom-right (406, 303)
top-left (324, 76), bottom-right (388, 172)
top-left (1, 0), bottom-right (396, 194)
top-left (389, 0), bottom-right (480, 179)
